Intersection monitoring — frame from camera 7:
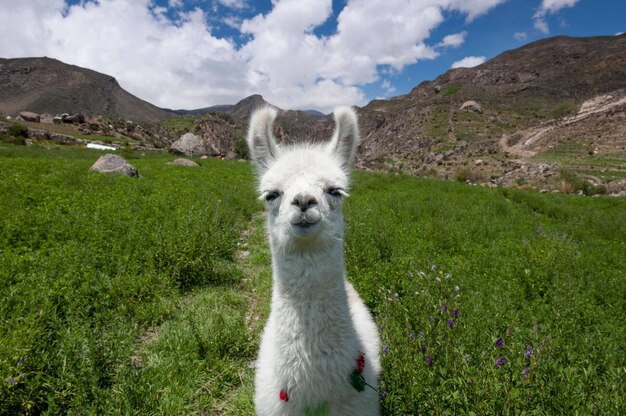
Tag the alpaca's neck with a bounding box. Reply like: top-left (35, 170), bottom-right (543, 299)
top-left (269, 241), bottom-right (355, 349)
top-left (271, 240), bottom-right (346, 301)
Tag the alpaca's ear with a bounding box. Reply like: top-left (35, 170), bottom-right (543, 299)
top-left (247, 107), bottom-right (280, 173)
top-left (327, 106), bottom-right (360, 171)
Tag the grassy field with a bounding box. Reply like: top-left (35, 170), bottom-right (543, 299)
top-left (1, 144), bottom-right (624, 415)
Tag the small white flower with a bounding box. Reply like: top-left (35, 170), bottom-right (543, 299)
top-left (455, 285), bottom-right (460, 292)
top-left (435, 277), bottom-right (441, 283)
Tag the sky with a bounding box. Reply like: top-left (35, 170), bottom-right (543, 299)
top-left (0, 0), bottom-right (624, 113)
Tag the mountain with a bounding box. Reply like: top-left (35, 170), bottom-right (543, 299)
top-left (1, 35), bottom-right (624, 193)
top-left (0, 57), bottom-right (175, 121)
top-left (353, 34), bottom-right (626, 190)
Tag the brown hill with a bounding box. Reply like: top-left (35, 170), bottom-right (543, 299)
top-left (354, 34), bottom-right (626, 192)
top-left (0, 57), bottom-right (174, 121)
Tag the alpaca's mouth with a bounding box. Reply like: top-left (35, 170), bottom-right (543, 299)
top-left (291, 220), bottom-right (320, 236)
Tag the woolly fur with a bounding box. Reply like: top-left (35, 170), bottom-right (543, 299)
top-left (247, 107), bottom-right (381, 416)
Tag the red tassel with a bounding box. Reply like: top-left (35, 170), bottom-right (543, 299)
top-left (279, 389), bottom-right (289, 402)
top-left (356, 352), bottom-right (366, 374)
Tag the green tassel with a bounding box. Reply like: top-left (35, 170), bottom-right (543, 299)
top-left (349, 369), bottom-right (366, 392)
top-left (305, 402), bottom-right (329, 416)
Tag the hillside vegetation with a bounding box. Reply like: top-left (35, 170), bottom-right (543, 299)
top-left (0, 145), bottom-right (624, 414)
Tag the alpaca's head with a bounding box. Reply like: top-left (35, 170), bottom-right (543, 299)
top-left (247, 106), bottom-right (359, 251)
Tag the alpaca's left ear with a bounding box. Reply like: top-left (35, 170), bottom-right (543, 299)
top-left (327, 106), bottom-right (360, 172)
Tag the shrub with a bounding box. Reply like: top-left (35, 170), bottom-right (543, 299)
top-left (234, 137), bottom-right (249, 159)
top-left (7, 123), bottom-right (28, 138)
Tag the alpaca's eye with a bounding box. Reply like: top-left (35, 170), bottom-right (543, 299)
top-left (326, 188), bottom-right (345, 197)
top-left (264, 191), bottom-right (281, 202)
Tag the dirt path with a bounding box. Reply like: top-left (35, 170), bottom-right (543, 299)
top-left (499, 92), bottom-right (626, 158)
top-left (212, 213), bottom-right (272, 415)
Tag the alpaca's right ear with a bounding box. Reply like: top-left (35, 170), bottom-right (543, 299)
top-left (327, 106), bottom-right (360, 172)
top-left (247, 107), bottom-right (280, 173)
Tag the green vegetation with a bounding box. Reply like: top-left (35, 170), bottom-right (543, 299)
top-left (1, 145), bottom-right (624, 414)
top-left (533, 140), bottom-right (626, 181)
top-left (550, 102), bottom-right (576, 119)
top-left (443, 84), bottom-right (462, 97)
top-left (0, 145), bottom-right (259, 414)
top-left (1, 124), bottom-right (28, 146)
top-left (345, 174), bottom-right (624, 414)
top-left (159, 115), bottom-right (196, 134)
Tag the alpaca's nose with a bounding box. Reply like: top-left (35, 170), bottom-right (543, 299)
top-left (291, 193), bottom-right (318, 211)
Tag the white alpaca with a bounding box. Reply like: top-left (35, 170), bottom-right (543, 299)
top-left (247, 107), bottom-right (381, 416)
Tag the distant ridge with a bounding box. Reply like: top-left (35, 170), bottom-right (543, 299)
top-left (0, 57), bottom-right (175, 121)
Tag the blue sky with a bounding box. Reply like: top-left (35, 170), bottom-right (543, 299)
top-left (1, 0), bottom-right (624, 112)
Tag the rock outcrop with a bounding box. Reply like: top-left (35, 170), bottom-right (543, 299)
top-left (166, 158), bottom-right (199, 167)
top-left (170, 132), bottom-right (209, 157)
top-left (460, 101), bottom-right (483, 113)
top-left (18, 111), bottom-right (40, 122)
top-left (89, 154), bottom-right (138, 177)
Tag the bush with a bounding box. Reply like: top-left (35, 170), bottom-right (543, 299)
top-left (0, 133), bottom-right (26, 145)
top-left (7, 123), bottom-right (28, 138)
top-left (234, 137), bottom-right (249, 159)
top-left (558, 170), bottom-right (607, 196)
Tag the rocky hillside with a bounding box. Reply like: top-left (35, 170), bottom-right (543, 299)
top-left (0, 57), bottom-right (175, 121)
top-left (352, 34), bottom-right (626, 193)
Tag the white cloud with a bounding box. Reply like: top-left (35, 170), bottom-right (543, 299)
top-left (0, 0), bottom-right (506, 112)
top-left (217, 0), bottom-right (247, 9)
top-left (533, 0), bottom-right (579, 34)
top-left (451, 56), bottom-right (486, 68)
top-left (513, 31), bottom-right (528, 41)
top-left (445, 0), bottom-right (508, 22)
top-left (381, 79), bottom-right (397, 95)
top-left (437, 31), bottom-right (468, 48)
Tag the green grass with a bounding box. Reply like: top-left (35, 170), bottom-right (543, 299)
top-left (345, 173), bottom-right (625, 414)
top-left (1, 145), bottom-right (624, 414)
top-left (443, 84), bottom-right (462, 97)
top-left (159, 116), bottom-right (196, 134)
top-left (533, 140), bottom-right (626, 181)
top-left (0, 145), bottom-right (259, 414)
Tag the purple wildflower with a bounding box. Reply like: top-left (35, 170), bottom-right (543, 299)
top-left (425, 356), bottom-right (434, 366)
top-left (453, 309), bottom-right (459, 318)
top-left (419, 330), bottom-right (425, 338)
top-left (525, 345), bottom-right (533, 359)
top-left (378, 390), bottom-right (388, 399)
top-left (522, 367), bottom-right (531, 377)
top-left (447, 319), bottom-right (454, 329)
top-left (495, 357), bottom-right (507, 368)
top-left (5, 378), bottom-right (17, 386)
top-left (383, 345), bottom-right (390, 354)
top-left (420, 346), bottom-right (427, 354)
top-left (495, 338), bottom-right (505, 348)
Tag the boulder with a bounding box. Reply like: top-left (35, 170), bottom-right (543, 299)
top-left (460, 101), bottom-right (483, 113)
top-left (170, 132), bottom-right (209, 157)
top-left (90, 154), bottom-right (138, 177)
top-left (18, 111), bottom-right (40, 122)
top-left (166, 158), bottom-right (199, 167)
